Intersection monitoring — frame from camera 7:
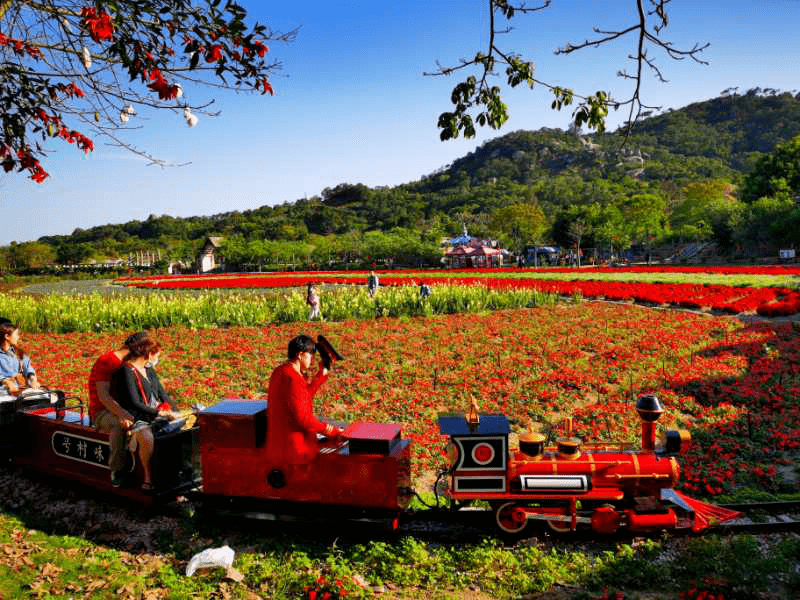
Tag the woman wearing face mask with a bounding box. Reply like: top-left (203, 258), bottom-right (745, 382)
top-left (111, 336), bottom-right (177, 491)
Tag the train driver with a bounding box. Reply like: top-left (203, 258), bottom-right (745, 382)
top-left (265, 335), bottom-right (343, 470)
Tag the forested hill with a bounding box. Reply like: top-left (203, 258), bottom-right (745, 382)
top-left (9, 89), bottom-right (800, 267)
top-left (411, 89), bottom-right (800, 192)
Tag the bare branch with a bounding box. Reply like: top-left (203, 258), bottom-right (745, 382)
top-left (430, 0), bottom-right (708, 141)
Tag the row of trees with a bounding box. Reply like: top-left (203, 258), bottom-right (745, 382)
top-left (3, 138), bottom-right (799, 272)
top-left (3, 93), bottom-right (799, 271)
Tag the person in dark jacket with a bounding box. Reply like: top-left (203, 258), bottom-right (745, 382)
top-left (111, 336), bottom-right (177, 490)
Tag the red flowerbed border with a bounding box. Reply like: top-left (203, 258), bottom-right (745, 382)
top-left (115, 269), bottom-right (800, 316)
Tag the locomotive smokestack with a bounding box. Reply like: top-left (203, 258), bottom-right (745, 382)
top-left (636, 394), bottom-right (663, 452)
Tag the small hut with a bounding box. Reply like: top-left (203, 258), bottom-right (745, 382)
top-left (196, 236), bottom-right (224, 273)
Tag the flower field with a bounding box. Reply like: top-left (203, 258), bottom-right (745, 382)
top-left (23, 301), bottom-right (800, 498)
top-left (116, 266), bottom-right (800, 317)
top-left (3, 289), bottom-right (800, 599)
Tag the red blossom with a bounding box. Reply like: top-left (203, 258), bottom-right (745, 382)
top-left (80, 7), bottom-right (114, 42)
top-left (205, 45), bottom-right (223, 63)
top-left (147, 67), bottom-right (180, 100)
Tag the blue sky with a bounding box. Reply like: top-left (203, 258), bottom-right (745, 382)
top-left (2, 0), bottom-right (799, 246)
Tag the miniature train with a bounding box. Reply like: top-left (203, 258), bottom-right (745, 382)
top-left (0, 391), bottom-right (740, 536)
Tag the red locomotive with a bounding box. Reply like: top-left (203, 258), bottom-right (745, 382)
top-left (1, 389), bottom-right (739, 536)
top-left (438, 395), bottom-right (741, 535)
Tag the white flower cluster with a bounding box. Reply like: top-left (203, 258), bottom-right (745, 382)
top-left (119, 104), bottom-right (136, 124)
top-left (81, 46), bottom-right (91, 69)
top-left (183, 106), bottom-right (198, 128)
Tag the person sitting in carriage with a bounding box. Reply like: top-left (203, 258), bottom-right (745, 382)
top-left (0, 322), bottom-right (42, 398)
top-left (111, 336), bottom-right (179, 491)
top-left (265, 335), bottom-right (344, 480)
top-left (87, 331), bottom-right (149, 487)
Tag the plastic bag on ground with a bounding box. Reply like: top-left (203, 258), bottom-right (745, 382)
top-left (185, 545), bottom-right (235, 576)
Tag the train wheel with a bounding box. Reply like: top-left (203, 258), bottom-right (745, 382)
top-left (546, 517), bottom-right (572, 533)
top-left (542, 506), bottom-right (573, 533)
top-left (495, 502), bottom-right (528, 535)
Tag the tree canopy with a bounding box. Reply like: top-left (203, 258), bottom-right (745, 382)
top-left (1, 0), bottom-right (291, 182)
top-left (741, 134), bottom-right (800, 203)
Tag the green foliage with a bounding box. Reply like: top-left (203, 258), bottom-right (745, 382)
top-left (670, 180), bottom-right (744, 248)
top-left (741, 133), bottom-right (800, 202)
top-left (0, 242), bottom-right (56, 271)
top-left (489, 202), bottom-right (550, 253)
top-left (0, 284), bottom-right (557, 333)
top-left (5, 91), bottom-right (800, 266)
top-left (674, 535), bottom-right (800, 596)
top-left (735, 195), bottom-right (800, 248)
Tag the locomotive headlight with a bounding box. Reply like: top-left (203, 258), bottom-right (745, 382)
top-left (447, 442), bottom-right (459, 468)
top-left (657, 429), bottom-right (691, 456)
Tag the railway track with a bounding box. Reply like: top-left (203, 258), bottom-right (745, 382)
top-left (718, 500), bottom-right (800, 534)
top-left (398, 501), bottom-right (800, 539)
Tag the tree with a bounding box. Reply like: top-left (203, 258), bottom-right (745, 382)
top-left (735, 196), bottom-right (800, 250)
top-left (1, 0), bottom-right (292, 182)
top-left (621, 193), bottom-right (667, 246)
top-left (432, 0), bottom-right (708, 141)
top-left (489, 202), bottom-right (549, 253)
top-left (55, 241), bottom-right (93, 264)
top-left (671, 180), bottom-right (743, 249)
top-left (740, 134), bottom-right (800, 203)
top-left (2, 241), bottom-right (55, 270)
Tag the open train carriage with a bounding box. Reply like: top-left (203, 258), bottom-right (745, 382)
top-left (198, 399), bottom-right (413, 527)
top-left (438, 395), bottom-right (741, 537)
top-left (2, 390), bottom-right (200, 504)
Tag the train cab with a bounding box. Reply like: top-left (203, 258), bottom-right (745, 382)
top-left (198, 399), bottom-right (412, 521)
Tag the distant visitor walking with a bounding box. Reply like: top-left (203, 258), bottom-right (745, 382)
top-left (367, 271), bottom-right (379, 297)
top-left (307, 283), bottom-right (322, 321)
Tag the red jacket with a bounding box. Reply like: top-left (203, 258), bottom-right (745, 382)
top-left (266, 362), bottom-right (330, 464)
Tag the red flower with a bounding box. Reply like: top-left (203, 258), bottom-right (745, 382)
top-left (205, 45), bottom-right (222, 63)
top-left (261, 78), bottom-right (274, 95)
top-left (80, 7), bottom-right (114, 43)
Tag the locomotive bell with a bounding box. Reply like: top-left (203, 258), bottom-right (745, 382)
top-left (636, 394), bottom-right (664, 422)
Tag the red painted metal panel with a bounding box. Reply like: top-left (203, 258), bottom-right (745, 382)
top-left (344, 422), bottom-right (401, 440)
top-left (199, 400), bottom-right (266, 448)
top-left (202, 431), bottom-right (411, 511)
